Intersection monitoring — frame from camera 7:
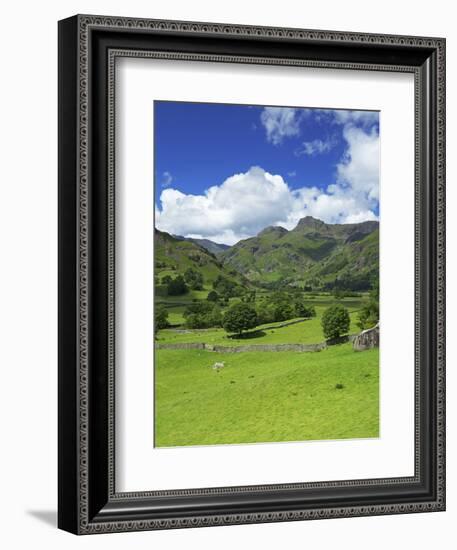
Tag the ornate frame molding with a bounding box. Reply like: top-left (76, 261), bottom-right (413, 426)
top-left (58, 14), bottom-right (445, 534)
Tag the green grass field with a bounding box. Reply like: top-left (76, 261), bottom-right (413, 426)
top-left (157, 305), bottom-right (361, 347)
top-left (154, 292), bottom-right (379, 447)
top-left (155, 343), bottom-right (379, 447)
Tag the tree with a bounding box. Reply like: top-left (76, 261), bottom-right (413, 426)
top-left (183, 302), bottom-right (222, 329)
top-left (357, 302), bottom-right (379, 330)
top-left (207, 290), bottom-right (219, 302)
top-left (167, 275), bottom-right (188, 296)
top-left (222, 302), bottom-right (258, 336)
top-left (321, 305), bottom-right (350, 340)
top-left (357, 280), bottom-right (379, 330)
top-left (212, 275), bottom-right (240, 298)
top-left (161, 274), bottom-right (172, 285)
top-left (256, 301), bottom-right (276, 325)
top-left (296, 304), bottom-right (316, 318)
top-left (273, 302), bottom-right (295, 322)
top-left (154, 306), bottom-right (169, 334)
top-left (293, 298), bottom-right (316, 318)
top-left (184, 267), bottom-right (204, 290)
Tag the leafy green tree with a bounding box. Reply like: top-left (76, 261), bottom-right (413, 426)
top-left (212, 275), bottom-right (240, 298)
top-left (184, 267), bottom-right (204, 290)
top-left (296, 303), bottom-right (316, 318)
top-left (256, 301), bottom-right (276, 325)
top-left (154, 306), bottom-right (169, 334)
top-left (222, 302), bottom-right (258, 336)
top-left (357, 302), bottom-right (379, 330)
top-left (293, 297), bottom-right (316, 318)
top-left (207, 290), bottom-right (219, 302)
top-left (208, 305), bottom-right (223, 328)
top-left (357, 280), bottom-right (379, 330)
top-left (273, 302), bottom-right (295, 322)
top-left (167, 275), bottom-right (188, 296)
top-left (321, 305), bottom-right (350, 340)
top-left (183, 302), bottom-right (222, 328)
top-left (183, 301), bottom-right (213, 318)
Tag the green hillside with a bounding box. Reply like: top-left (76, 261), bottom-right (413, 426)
top-left (155, 229), bottom-right (246, 292)
top-left (220, 216), bottom-right (379, 290)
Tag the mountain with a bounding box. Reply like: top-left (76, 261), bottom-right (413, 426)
top-left (220, 216), bottom-right (379, 290)
top-left (155, 229), bottom-right (243, 287)
top-left (173, 235), bottom-right (231, 255)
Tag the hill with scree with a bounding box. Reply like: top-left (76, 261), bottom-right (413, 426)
top-left (219, 216), bottom-right (379, 290)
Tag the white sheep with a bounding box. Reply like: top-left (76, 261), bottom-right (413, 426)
top-left (212, 361), bottom-right (225, 372)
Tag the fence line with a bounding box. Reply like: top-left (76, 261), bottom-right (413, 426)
top-left (156, 335), bottom-right (356, 353)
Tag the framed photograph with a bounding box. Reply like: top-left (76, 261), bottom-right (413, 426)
top-left (58, 14), bottom-right (445, 534)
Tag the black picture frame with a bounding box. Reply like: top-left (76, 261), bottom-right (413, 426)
top-left (58, 14), bottom-right (446, 534)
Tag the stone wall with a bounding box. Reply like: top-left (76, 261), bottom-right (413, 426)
top-left (353, 323), bottom-right (380, 351)
top-left (156, 343), bottom-right (206, 350)
top-left (157, 341), bottom-right (327, 353)
top-left (156, 332), bottom-right (360, 354)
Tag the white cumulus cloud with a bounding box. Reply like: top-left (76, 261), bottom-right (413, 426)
top-left (337, 125), bottom-right (380, 202)
top-left (156, 109), bottom-right (380, 245)
top-left (156, 133), bottom-right (379, 245)
top-left (156, 167), bottom-right (294, 244)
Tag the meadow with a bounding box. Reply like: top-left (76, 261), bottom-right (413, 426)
top-left (154, 291), bottom-right (379, 448)
top-left (155, 342), bottom-right (379, 447)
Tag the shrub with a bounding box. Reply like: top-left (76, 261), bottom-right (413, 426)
top-left (357, 280), bottom-right (379, 330)
top-left (154, 306), bottom-right (169, 334)
top-left (184, 267), bottom-right (204, 290)
top-left (321, 305), bottom-right (350, 340)
top-left (223, 302), bottom-right (258, 336)
top-left (302, 305), bottom-right (316, 318)
top-left (294, 301), bottom-right (316, 318)
top-left (357, 301), bottom-right (379, 330)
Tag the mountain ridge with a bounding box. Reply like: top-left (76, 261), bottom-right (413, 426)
top-left (155, 216), bottom-right (379, 292)
top-left (219, 216), bottom-right (379, 290)
top-left (172, 234), bottom-right (231, 255)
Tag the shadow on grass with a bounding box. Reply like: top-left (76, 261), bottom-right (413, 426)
top-left (228, 330), bottom-right (267, 340)
top-left (325, 334), bottom-right (353, 346)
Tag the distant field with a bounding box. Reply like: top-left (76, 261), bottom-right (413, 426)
top-left (157, 304), bottom-right (362, 346)
top-left (156, 291), bottom-right (367, 330)
top-left (154, 343), bottom-right (379, 447)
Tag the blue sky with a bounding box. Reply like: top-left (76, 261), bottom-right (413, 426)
top-left (155, 101), bottom-right (379, 245)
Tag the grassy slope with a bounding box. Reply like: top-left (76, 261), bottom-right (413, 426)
top-left (155, 229), bottom-right (243, 288)
top-left (155, 343), bottom-right (379, 447)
